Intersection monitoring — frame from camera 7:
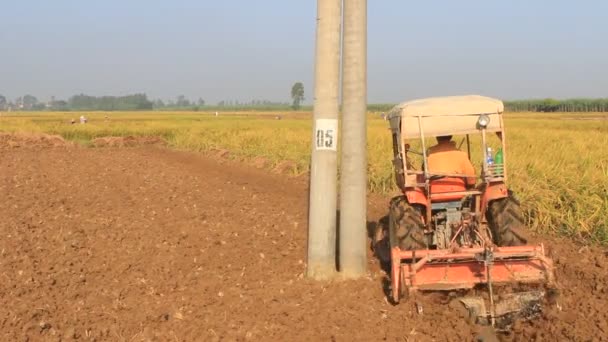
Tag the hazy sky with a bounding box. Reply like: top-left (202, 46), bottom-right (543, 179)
top-left (1, 0), bottom-right (607, 104)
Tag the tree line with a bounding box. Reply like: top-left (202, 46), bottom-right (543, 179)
top-left (155, 97), bottom-right (296, 111)
top-left (504, 98), bottom-right (608, 112)
top-left (0, 93), bottom-right (299, 112)
top-left (0, 82), bottom-right (308, 112)
top-left (2, 92), bottom-right (607, 113)
top-left (368, 99), bottom-right (608, 113)
top-left (69, 94), bottom-right (153, 110)
top-left (0, 93), bottom-right (154, 111)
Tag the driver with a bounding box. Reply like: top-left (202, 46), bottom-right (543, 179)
top-left (427, 135), bottom-right (476, 187)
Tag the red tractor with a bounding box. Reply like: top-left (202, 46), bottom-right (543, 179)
top-left (381, 95), bottom-right (555, 327)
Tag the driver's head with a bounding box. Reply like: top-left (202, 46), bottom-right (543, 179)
top-left (436, 135), bottom-right (452, 143)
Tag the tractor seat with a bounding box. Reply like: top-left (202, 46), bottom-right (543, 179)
top-left (429, 177), bottom-right (467, 202)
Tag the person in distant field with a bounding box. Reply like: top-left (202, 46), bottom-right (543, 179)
top-left (80, 115), bottom-right (87, 124)
top-left (427, 135), bottom-right (476, 187)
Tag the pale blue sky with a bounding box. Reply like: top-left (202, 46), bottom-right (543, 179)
top-left (1, 1), bottom-right (607, 104)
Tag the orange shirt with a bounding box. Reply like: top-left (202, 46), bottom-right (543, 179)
top-left (427, 141), bottom-right (476, 186)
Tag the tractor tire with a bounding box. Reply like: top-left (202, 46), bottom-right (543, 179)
top-left (389, 196), bottom-right (427, 250)
top-left (487, 192), bottom-right (529, 246)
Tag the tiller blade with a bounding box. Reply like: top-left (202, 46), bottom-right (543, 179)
top-left (390, 245), bottom-right (555, 303)
top-left (457, 290), bottom-right (545, 330)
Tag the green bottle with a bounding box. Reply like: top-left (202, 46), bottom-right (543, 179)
top-left (494, 148), bottom-right (504, 176)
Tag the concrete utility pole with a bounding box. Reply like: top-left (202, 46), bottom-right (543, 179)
top-left (340, 0), bottom-right (367, 277)
top-left (307, 0), bottom-right (342, 280)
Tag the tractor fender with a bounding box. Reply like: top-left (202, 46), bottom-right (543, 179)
top-left (405, 188), bottom-right (427, 207)
top-left (481, 182), bottom-right (508, 213)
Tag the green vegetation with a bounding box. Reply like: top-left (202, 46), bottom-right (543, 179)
top-left (367, 99), bottom-right (608, 113)
top-left (4, 92), bottom-right (608, 113)
top-left (1, 111), bottom-right (607, 244)
top-left (68, 94), bottom-right (153, 110)
top-left (505, 98), bottom-right (608, 112)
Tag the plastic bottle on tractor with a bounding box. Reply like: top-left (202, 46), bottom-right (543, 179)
top-left (486, 147), bottom-right (494, 176)
top-left (486, 147), bottom-right (494, 165)
top-left (495, 148), bottom-right (504, 176)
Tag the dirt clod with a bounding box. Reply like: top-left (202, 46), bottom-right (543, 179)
top-left (0, 132), bottom-right (73, 149)
top-left (252, 156), bottom-right (269, 169)
top-left (273, 160), bottom-right (297, 174)
top-left (92, 136), bottom-right (166, 147)
top-left (214, 148), bottom-right (230, 158)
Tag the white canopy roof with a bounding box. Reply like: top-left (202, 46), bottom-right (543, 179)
top-left (387, 95), bottom-right (504, 138)
top-left (389, 95), bottom-right (504, 117)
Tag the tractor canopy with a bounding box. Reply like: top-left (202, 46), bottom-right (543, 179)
top-left (387, 95), bottom-right (504, 139)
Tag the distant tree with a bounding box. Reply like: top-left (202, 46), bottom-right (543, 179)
top-left (52, 100), bottom-right (69, 110)
top-left (176, 95), bottom-right (191, 107)
top-left (32, 103), bottom-right (46, 111)
top-left (197, 98), bottom-right (205, 106)
top-left (154, 99), bottom-right (166, 108)
top-left (23, 94), bottom-right (38, 109)
top-left (0, 94), bottom-right (6, 110)
top-left (291, 82), bottom-right (304, 110)
top-left (539, 98), bottom-right (560, 112)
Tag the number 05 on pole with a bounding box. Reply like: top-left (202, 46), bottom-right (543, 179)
top-left (314, 119), bottom-right (338, 151)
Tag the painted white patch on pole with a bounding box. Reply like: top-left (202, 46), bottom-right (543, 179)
top-left (314, 119), bottom-right (338, 151)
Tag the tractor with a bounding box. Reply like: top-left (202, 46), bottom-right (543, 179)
top-left (381, 95), bottom-right (555, 327)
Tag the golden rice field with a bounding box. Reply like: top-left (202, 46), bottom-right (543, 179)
top-left (1, 111), bottom-right (607, 244)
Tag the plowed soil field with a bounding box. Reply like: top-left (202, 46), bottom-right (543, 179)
top-left (1, 143), bottom-right (606, 341)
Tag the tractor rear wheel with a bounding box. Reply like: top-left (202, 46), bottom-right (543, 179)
top-left (389, 196), bottom-right (427, 250)
top-left (487, 192), bottom-right (529, 246)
